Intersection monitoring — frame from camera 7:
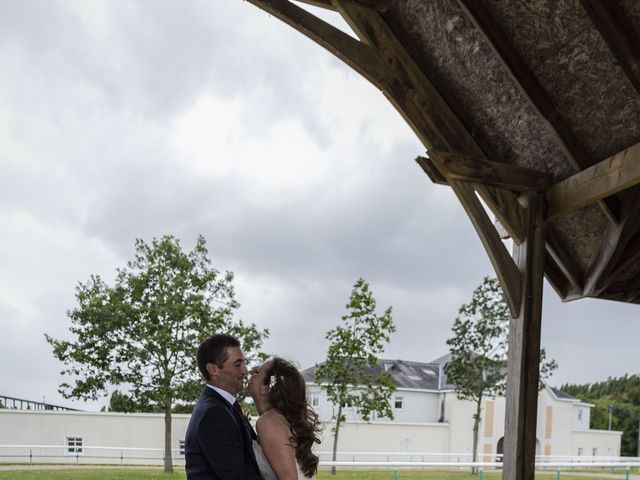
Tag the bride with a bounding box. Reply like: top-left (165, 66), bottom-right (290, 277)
top-left (247, 357), bottom-right (322, 480)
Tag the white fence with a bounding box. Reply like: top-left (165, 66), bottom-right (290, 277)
top-left (1, 444), bottom-right (639, 470)
top-left (317, 451), bottom-right (640, 464)
top-left (0, 444), bottom-right (184, 465)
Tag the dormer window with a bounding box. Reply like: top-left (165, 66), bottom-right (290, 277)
top-left (384, 363), bottom-right (394, 371)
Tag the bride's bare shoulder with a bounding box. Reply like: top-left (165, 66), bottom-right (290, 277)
top-left (256, 409), bottom-right (289, 433)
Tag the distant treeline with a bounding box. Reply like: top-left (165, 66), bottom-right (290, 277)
top-left (561, 374), bottom-right (640, 457)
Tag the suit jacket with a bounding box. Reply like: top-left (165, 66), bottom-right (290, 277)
top-left (185, 386), bottom-right (263, 480)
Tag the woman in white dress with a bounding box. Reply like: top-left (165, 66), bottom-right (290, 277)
top-left (247, 357), bottom-right (322, 480)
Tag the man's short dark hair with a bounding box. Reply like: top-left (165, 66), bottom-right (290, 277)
top-left (196, 333), bottom-right (241, 381)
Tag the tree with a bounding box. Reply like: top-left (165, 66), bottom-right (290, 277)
top-left (108, 390), bottom-right (137, 413)
top-left (45, 235), bottom-right (268, 473)
top-left (315, 278), bottom-right (396, 475)
top-left (445, 277), bottom-right (557, 472)
top-left (562, 375), bottom-right (640, 455)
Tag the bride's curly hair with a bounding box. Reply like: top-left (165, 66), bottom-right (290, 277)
top-left (264, 357), bottom-right (322, 478)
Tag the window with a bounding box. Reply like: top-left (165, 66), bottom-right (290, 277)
top-left (308, 393), bottom-right (319, 407)
top-left (577, 409), bottom-right (583, 421)
top-left (66, 437), bottom-right (83, 455)
top-left (577, 448), bottom-right (583, 456)
top-left (394, 397), bottom-right (403, 409)
top-left (592, 448), bottom-right (598, 457)
top-left (178, 440), bottom-right (185, 456)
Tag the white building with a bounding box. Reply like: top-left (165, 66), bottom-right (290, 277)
top-left (303, 355), bottom-right (622, 459)
top-left (0, 355), bottom-right (622, 465)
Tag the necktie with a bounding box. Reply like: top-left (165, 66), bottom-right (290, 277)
top-left (233, 401), bottom-right (256, 440)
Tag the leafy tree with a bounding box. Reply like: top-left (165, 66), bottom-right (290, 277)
top-left (315, 278), bottom-right (396, 475)
top-left (445, 277), bottom-right (557, 472)
top-left (108, 390), bottom-right (137, 413)
top-left (562, 375), bottom-right (640, 456)
top-left (45, 235), bottom-right (268, 473)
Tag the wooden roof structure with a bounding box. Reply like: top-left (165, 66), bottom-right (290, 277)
top-left (246, 1), bottom-right (640, 479)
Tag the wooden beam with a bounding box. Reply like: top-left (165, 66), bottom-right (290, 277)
top-left (545, 230), bottom-right (583, 295)
top-left (343, 0), bottom-right (391, 11)
top-left (504, 192), bottom-right (546, 480)
top-left (457, 0), bottom-right (619, 224)
top-left (298, 0), bottom-right (391, 11)
top-left (429, 150), bottom-right (552, 192)
top-left (583, 188), bottom-right (640, 296)
top-left (331, 0), bottom-right (527, 242)
top-left (248, 1), bottom-right (527, 242)
top-left (448, 179), bottom-right (521, 317)
top-left (331, 0), bottom-right (485, 156)
top-left (544, 254), bottom-right (569, 299)
top-left (546, 142), bottom-right (640, 219)
top-left (415, 155), bottom-right (448, 186)
top-left (247, 0), bottom-right (393, 91)
top-left (580, 0), bottom-right (640, 97)
top-left (294, 0), bottom-right (335, 11)
top-left (599, 233), bottom-right (640, 295)
top-left (476, 187), bottom-right (526, 245)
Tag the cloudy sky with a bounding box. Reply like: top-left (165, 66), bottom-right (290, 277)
top-left (1, 0), bottom-right (637, 411)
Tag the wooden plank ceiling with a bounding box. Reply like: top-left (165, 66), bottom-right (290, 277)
top-left (248, 0), bottom-right (640, 306)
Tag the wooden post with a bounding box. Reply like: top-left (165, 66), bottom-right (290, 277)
top-left (503, 191), bottom-right (546, 480)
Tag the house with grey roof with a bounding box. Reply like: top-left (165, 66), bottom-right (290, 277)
top-left (303, 355), bottom-right (622, 459)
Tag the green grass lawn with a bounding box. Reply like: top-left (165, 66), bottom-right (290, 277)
top-left (0, 467), bottom-right (636, 480)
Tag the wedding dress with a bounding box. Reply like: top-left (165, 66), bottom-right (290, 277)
top-left (252, 440), bottom-right (315, 480)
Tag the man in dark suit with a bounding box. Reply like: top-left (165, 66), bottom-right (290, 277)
top-left (185, 333), bottom-right (263, 480)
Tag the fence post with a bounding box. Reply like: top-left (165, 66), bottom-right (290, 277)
top-left (480, 467), bottom-right (484, 480)
top-left (120, 450), bottom-right (124, 465)
top-left (392, 467), bottom-right (398, 480)
top-left (556, 468), bottom-right (561, 480)
top-left (625, 466), bottom-right (630, 480)
top-left (29, 448), bottom-right (32, 465)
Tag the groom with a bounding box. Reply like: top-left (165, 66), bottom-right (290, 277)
top-left (185, 333), bottom-right (263, 480)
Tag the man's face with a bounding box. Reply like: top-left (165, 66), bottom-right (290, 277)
top-left (209, 346), bottom-right (248, 395)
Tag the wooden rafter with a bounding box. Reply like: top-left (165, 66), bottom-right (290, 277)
top-left (545, 231), bottom-right (583, 296)
top-left (295, 0), bottom-right (335, 10)
top-left (584, 188), bottom-right (640, 296)
top-left (456, 0), bottom-right (619, 224)
top-left (247, 0), bottom-right (393, 91)
top-left (415, 155), bottom-right (448, 186)
top-left (543, 254), bottom-right (568, 299)
top-left (331, 0), bottom-right (484, 155)
top-left (448, 179), bottom-right (521, 318)
top-left (330, 0), bottom-right (527, 244)
top-left (546, 142), bottom-right (640, 220)
top-left (598, 233), bottom-right (640, 295)
top-left (580, 0), bottom-right (640, 97)
top-left (623, 272), bottom-right (640, 303)
top-left (429, 150), bottom-right (552, 192)
top-left (297, 0), bottom-right (391, 11)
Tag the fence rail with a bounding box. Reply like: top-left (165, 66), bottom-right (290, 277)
top-left (316, 452), bottom-right (640, 465)
top-left (0, 445), bottom-right (638, 471)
